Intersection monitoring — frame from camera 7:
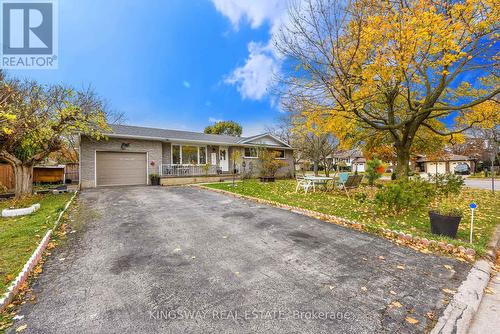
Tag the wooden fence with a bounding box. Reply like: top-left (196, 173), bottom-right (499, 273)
top-left (0, 163), bottom-right (80, 191)
top-left (0, 164), bottom-right (14, 190)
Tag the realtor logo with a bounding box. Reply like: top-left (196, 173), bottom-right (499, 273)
top-left (1, 0), bottom-right (58, 69)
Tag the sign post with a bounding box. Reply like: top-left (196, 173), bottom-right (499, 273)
top-left (469, 203), bottom-right (477, 243)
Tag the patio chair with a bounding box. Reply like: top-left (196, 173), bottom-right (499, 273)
top-left (338, 174), bottom-right (363, 198)
top-left (295, 176), bottom-right (313, 193)
top-left (336, 172), bottom-right (350, 188)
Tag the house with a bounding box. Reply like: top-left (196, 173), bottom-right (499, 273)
top-left (415, 154), bottom-right (476, 175)
top-left (328, 149), bottom-right (365, 172)
top-left (79, 124), bottom-right (294, 188)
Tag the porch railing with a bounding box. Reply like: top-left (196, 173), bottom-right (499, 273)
top-left (161, 164), bottom-right (219, 177)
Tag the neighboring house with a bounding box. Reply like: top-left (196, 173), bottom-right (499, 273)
top-left (416, 154), bottom-right (476, 174)
top-left (79, 124), bottom-right (294, 188)
top-left (351, 157), bottom-right (366, 173)
top-left (328, 149), bottom-right (365, 171)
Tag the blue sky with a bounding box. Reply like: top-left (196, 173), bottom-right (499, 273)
top-left (9, 0), bottom-right (288, 136)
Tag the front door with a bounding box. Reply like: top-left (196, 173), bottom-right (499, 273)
top-left (219, 146), bottom-right (229, 172)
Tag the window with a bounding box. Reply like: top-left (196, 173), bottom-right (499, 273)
top-left (171, 145), bottom-right (208, 164)
top-left (244, 147), bottom-right (258, 158)
top-left (273, 149), bottom-right (285, 159)
top-left (199, 147), bottom-right (206, 164)
top-left (182, 146), bottom-right (198, 164)
top-left (172, 145), bottom-right (180, 164)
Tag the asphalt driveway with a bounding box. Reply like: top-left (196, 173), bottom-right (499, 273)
top-left (9, 186), bottom-right (470, 333)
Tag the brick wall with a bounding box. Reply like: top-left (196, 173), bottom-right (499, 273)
top-left (80, 136), bottom-right (162, 188)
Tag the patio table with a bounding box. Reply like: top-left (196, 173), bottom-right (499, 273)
top-left (303, 176), bottom-right (335, 192)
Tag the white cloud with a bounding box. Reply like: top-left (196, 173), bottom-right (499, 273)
top-left (208, 117), bottom-right (222, 123)
top-left (225, 41), bottom-right (279, 100)
top-left (182, 80), bottom-right (191, 88)
top-left (212, 0), bottom-right (289, 102)
top-left (211, 0), bottom-right (287, 30)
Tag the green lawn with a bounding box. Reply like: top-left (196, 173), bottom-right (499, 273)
top-left (205, 180), bottom-right (500, 255)
top-left (0, 193), bottom-right (72, 294)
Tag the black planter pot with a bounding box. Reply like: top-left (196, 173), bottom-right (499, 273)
top-left (429, 211), bottom-right (462, 238)
top-left (259, 177), bottom-right (275, 182)
top-left (150, 177), bottom-right (160, 186)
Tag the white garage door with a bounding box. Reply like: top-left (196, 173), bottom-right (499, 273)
top-left (427, 162), bottom-right (446, 174)
top-left (96, 152), bottom-right (147, 186)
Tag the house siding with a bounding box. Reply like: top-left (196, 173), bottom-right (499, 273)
top-left (80, 136), bottom-right (162, 188)
top-left (162, 142), bottom-right (171, 164)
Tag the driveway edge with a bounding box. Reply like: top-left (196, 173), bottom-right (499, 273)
top-left (0, 191), bottom-right (78, 312)
top-left (431, 225), bottom-right (500, 334)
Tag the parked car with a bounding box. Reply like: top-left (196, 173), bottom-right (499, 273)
top-left (454, 163), bottom-right (470, 175)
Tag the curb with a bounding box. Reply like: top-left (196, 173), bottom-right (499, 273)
top-left (195, 185), bottom-right (477, 259)
top-left (0, 191), bottom-right (78, 312)
top-left (431, 225), bottom-right (500, 334)
top-left (430, 260), bottom-right (492, 334)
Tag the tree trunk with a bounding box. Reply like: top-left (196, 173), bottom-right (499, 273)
top-left (13, 163), bottom-right (33, 197)
top-left (394, 145), bottom-right (411, 179)
top-left (313, 161), bottom-right (319, 176)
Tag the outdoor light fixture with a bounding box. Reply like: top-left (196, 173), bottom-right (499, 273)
top-left (121, 142), bottom-right (130, 150)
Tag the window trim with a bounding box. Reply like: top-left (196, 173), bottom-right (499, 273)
top-left (273, 149), bottom-right (286, 160)
top-left (170, 144), bottom-right (208, 165)
top-left (243, 147), bottom-right (259, 159)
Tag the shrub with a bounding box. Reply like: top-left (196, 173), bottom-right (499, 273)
top-left (428, 173), bottom-right (464, 197)
top-left (259, 149), bottom-right (287, 178)
top-left (366, 158), bottom-right (384, 186)
top-left (375, 177), bottom-right (436, 213)
top-left (431, 197), bottom-right (464, 217)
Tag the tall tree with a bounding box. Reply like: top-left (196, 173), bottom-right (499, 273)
top-left (275, 0), bottom-right (499, 178)
top-left (0, 73), bottom-right (114, 197)
top-left (204, 120), bottom-right (243, 137)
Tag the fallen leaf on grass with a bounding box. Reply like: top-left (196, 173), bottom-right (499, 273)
top-left (16, 324), bottom-right (27, 332)
top-left (361, 286), bottom-right (367, 291)
top-left (389, 301), bottom-right (402, 308)
top-left (484, 287), bottom-right (495, 295)
top-left (405, 317), bottom-right (419, 325)
top-left (389, 290), bottom-right (397, 295)
top-left (426, 312), bottom-right (436, 320)
top-left (442, 288), bottom-right (456, 294)
top-left (397, 265), bottom-right (405, 270)
top-left (378, 256), bottom-right (385, 260)
top-left (4, 274), bottom-right (14, 283)
top-left (444, 265), bottom-right (453, 270)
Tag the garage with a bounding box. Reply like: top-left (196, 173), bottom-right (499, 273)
top-left (96, 152), bottom-right (147, 186)
top-left (426, 162), bottom-right (446, 174)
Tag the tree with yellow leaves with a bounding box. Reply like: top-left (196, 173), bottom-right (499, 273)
top-left (0, 71), bottom-right (119, 197)
top-left (276, 0), bottom-right (499, 178)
